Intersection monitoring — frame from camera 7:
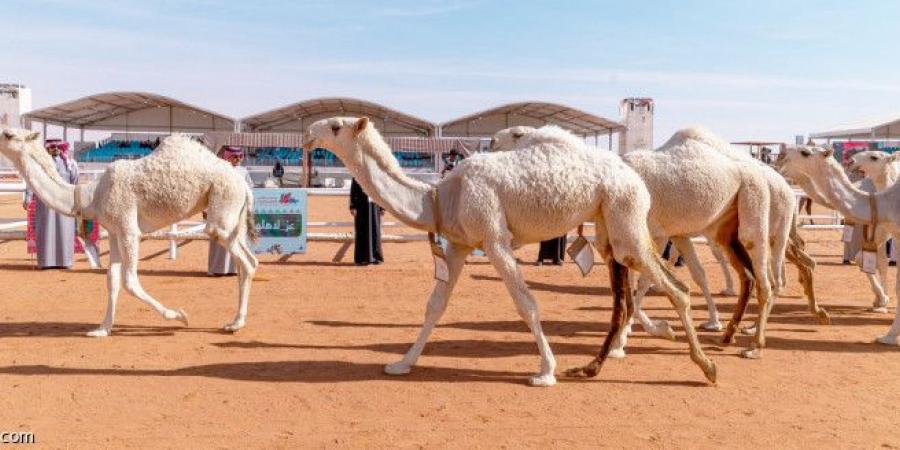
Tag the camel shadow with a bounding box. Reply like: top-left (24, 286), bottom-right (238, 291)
top-left (260, 260), bottom-right (357, 267)
top-left (468, 274), bottom-right (614, 297)
top-left (0, 360), bottom-right (706, 386)
top-left (0, 322), bottom-right (222, 338)
top-left (307, 319), bottom-right (611, 337)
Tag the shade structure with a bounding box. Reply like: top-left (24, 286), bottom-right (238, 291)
top-left (23, 92), bottom-right (236, 133)
top-left (810, 115), bottom-right (900, 140)
top-left (241, 97), bottom-right (436, 137)
top-left (440, 101), bottom-right (625, 138)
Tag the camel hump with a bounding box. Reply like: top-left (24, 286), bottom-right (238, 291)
top-left (662, 126), bottom-right (729, 150)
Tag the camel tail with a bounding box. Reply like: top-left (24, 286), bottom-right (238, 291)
top-left (243, 188), bottom-right (259, 243)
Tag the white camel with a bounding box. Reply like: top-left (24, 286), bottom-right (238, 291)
top-left (492, 125), bottom-right (777, 359)
top-left (304, 117), bottom-right (718, 386)
top-left (847, 150), bottom-right (899, 312)
top-left (0, 130), bottom-right (258, 337)
top-left (778, 145), bottom-right (900, 345)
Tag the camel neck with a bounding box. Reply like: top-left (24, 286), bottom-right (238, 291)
top-left (21, 155), bottom-right (78, 215)
top-left (343, 136), bottom-right (435, 231)
top-left (812, 161), bottom-right (886, 225)
top-left (871, 163), bottom-right (900, 190)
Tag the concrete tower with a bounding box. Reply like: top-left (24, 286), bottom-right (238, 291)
top-left (618, 97), bottom-right (653, 154)
top-left (0, 83), bottom-right (32, 128)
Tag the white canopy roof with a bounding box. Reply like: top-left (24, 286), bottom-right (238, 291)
top-left (810, 115), bottom-right (900, 140)
top-left (241, 97), bottom-right (436, 137)
top-left (23, 91), bottom-right (236, 133)
top-left (440, 101), bottom-right (625, 138)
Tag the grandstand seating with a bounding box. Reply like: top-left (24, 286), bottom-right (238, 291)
top-left (77, 141), bottom-right (437, 171)
top-left (76, 140), bottom-right (157, 163)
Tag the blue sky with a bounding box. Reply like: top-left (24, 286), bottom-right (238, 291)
top-left (3, 0), bottom-right (899, 143)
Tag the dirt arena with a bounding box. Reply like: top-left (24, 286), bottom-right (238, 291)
top-left (1, 194), bottom-right (899, 448)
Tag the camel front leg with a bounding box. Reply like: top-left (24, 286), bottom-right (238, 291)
top-left (673, 236), bottom-right (722, 331)
top-left (873, 240), bottom-right (891, 313)
top-left (223, 235), bottom-right (257, 332)
top-left (87, 235), bottom-right (122, 337)
top-left (876, 258), bottom-right (900, 345)
top-left (384, 242), bottom-right (471, 376)
top-left (482, 240), bottom-right (557, 387)
top-left (119, 232), bottom-right (189, 326)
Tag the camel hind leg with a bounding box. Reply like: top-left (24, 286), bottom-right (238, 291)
top-left (221, 234), bottom-right (257, 332)
top-left (736, 178), bottom-right (773, 359)
top-left (785, 227), bottom-right (830, 324)
top-left (570, 205), bottom-right (716, 383)
top-left (565, 254), bottom-right (629, 378)
top-left (710, 242), bottom-right (737, 296)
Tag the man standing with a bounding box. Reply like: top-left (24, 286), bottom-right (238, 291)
top-left (208, 146), bottom-right (253, 275)
top-left (24, 139), bottom-right (78, 269)
top-left (350, 177), bottom-right (384, 265)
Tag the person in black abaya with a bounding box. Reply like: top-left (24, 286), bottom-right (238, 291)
top-left (537, 235), bottom-right (566, 266)
top-left (350, 178), bottom-right (384, 265)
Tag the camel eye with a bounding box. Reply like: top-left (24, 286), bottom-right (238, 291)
top-left (871, 156), bottom-right (879, 161)
top-left (331, 124), bottom-right (341, 136)
top-left (800, 149), bottom-right (812, 157)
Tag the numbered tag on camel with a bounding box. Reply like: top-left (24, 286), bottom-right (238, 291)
top-left (430, 240), bottom-right (450, 283)
top-left (566, 236), bottom-right (594, 277)
top-left (860, 250), bottom-right (878, 274)
top-left (841, 225), bottom-right (854, 243)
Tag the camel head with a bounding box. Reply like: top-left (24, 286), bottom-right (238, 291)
top-left (0, 128), bottom-right (42, 162)
top-left (848, 150), bottom-right (900, 177)
top-left (777, 145), bottom-right (837, 180)
top-left (490, 126), bottom-right (535, 152)
top-left (0, 129), bottom-right (66, 184)
top-left (304, 116), bottom-right (374, 161)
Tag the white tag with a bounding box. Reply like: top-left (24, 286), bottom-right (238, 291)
top-left (842, 226), bottom-right (854, 243)
top-left (860, 250), bottom-right (878, 274)
top-left (566, 236), bottom-right (594, 277)
top-left (433, 254), bottom-right (450, 282)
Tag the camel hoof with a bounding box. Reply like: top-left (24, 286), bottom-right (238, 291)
top-left (563, 366), bottom-right (597, 378)
top-left (876, 335), bottom-right (899, 346)
top-left (721, 288), bottom-right (737, 296)
top-left (165, 308), bottom-right (189, 326)
top-left (703, 361), bottom-right (718, 384)
top-left (528, 374), bottom-right (557, 387)
top-left (817, 310), bottom-right (831, 325)
top-left (86, 327), bottom-right (111, 337)
top-left (740, 348), bottom-right (762, 359)
top-left (698, 321), bottom-right (723, 332)
top-left (223, 320), bottom-right (245, 333)
top-left (648, 320), bottom-right (676, 340)
top-left (384, 362), bottom-right (412, 375)
top-left (872, 306), bottom-right (889, 314)
top-left (740, 324), bottom-right (758, 336)
top-left (607, 348), bottom-right (627, 359)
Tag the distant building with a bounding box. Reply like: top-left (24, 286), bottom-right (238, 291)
top-left (0, 83), bottom-right (32, 128)
top-left (618, 97), bottom-right (653, 154)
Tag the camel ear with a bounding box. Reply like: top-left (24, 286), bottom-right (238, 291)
top-left (1, 131), bottom-right (13, 140)
top-left (822, 147), bottom-right (834, 158)
top-left (354, 117), bottom-right (369, 136)
top-left (26, 132), bottom-right (40, 141)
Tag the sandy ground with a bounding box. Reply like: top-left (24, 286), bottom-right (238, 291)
top-left (1, 194), bottom-right (899, 449)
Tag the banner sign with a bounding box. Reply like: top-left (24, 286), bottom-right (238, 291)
top-left (251, 188), bottom-right (307, 255)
